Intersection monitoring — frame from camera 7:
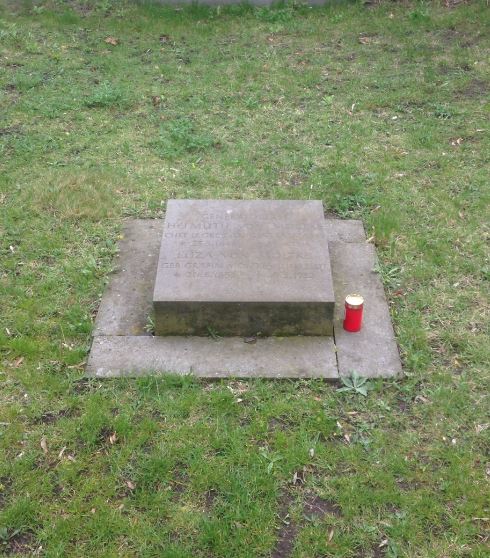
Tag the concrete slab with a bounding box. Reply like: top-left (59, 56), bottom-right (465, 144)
top-left (88, 217), bottom-right (402, 379)
top-left (324, 219), bottom-right (366, 243)
top-left (93, 219), bottom-right (162, 336)
top-left (153, 200), bottom-right (335, 336)
top-left (86, 335), bottom-right (338, 379)
top-left (329, 242), bottom-right (402, 378)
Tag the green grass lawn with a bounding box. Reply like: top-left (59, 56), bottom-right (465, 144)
top-left (1, 1), bottom-right (489, 556)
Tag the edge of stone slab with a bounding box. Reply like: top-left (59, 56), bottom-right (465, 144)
top-left (86, 335), bottom-right (339, 379)
top-left (93, 219), bottom-right (163, 336)
top-left (330, 242), bottom-right (403, 379)
top-left (87, 215), bottom-right (401, 380)
top-left (323, 219), bottom-right (366, 243)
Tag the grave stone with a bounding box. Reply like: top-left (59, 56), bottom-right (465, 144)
top-left (153, 200), bottom-right (335, 336)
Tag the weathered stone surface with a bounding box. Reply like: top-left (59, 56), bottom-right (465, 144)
top-left (329, 242), bottom-right (402, 378)
top-left (88, 217), bottom-right (402, 379)
top-left (323, 219), bottom-right (366, 243)
top-left (153, 200), bottom-right (335, 336)
top-left (86, 335), bottom-right (338, 379)
top-left (93, 219), bottom-right (163, 336)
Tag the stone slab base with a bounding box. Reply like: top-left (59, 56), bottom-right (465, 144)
top-left (88, 336), bottom-right (337, 379)
top-left (86, 218), bottom-right (402, 379)
top-left (330, 243), bottom-right (402, 378)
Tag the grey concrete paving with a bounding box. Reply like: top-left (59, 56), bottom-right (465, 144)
top-left (93, 219), bottom-right (162, 336)
top-left (88, 217), bottom-right (403, 379)
top-left (324, 219), bottom-right (366, 243)
top-left (86, 335), bottom-right (338, 379)
top-left (153, 200), bottom-right (335, 336)
top-left (330, 242), bottom-right (402, 378)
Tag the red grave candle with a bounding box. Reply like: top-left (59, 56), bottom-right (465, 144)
top-left (343, 294), bottom-right (364, 332)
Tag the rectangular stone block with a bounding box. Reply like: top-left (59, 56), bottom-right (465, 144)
top-left (329, 242), bottom-right (402, 378)
top-left (153, 200), bottom-right (335, 336)
top-left (323, 219), bottom-right (366, 243)
top-left (94, 219), bottom-right (163, 336)
top-left (86, 335), bottom-right (338, 379)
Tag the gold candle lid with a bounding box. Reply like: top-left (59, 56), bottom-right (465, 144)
top-left (345, 294), bottom-right (364, 309)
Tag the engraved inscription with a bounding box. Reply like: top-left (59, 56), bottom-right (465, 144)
top-left (153, 200), bottom-right (335, 337)
top-left (160, 205), bottom-right (329, 288)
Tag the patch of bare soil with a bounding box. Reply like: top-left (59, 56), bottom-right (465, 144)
top-left (170, 465), bottom-right (189, 502)
top-left (0, 476), bottom-right (12, 509)
top-left (457, 78), bottom-right (488, 99)
top-left (271, 493), bottom-right (297, 558)
top-left (71, 378), bottom-right (97, 394)
top-left (303, 494), bottom-right (342, 519)
top-left (0, 125), bottom-right (21, 137)
top-left (2, 529), bottom-right (36, 556)
top-left (354, 544), bottom-right (388, 558)
top-left (33, 409), bottom-right (75, 424)
top-left (204, 489), bottom-right (218, 511)
top-left (443, 0), bottom-right (470, 9)
top-left (271, 491), bottom-right (342, 557)
top-left (268, 416), bottom-right (294, 431)
top-left (397, 398), bottom-right (411, 413)
top-left (65, 0), bottom-right (93, 15)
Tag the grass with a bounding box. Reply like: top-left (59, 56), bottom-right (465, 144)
top-left (0, 0), bottom-right (489, 556)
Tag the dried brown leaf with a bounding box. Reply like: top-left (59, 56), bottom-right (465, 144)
top-left (104, 37), bottom-right (119, 46)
